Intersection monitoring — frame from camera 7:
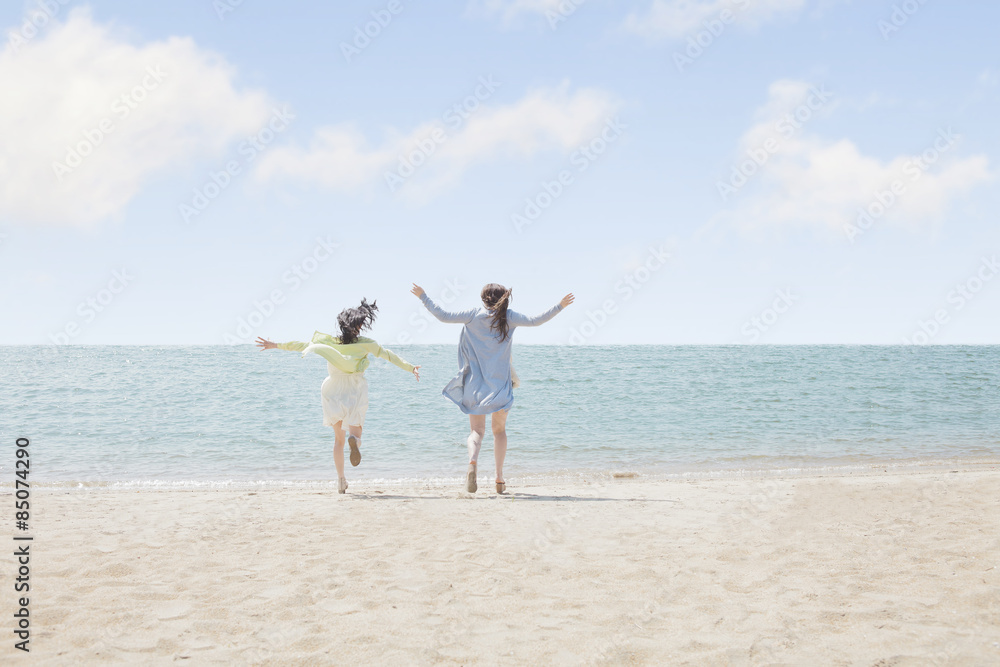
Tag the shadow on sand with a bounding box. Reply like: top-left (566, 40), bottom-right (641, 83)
top-left (349, 492), bottom-right (679, 502)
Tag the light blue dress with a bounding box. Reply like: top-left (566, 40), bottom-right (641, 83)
top-left (419, 293), bottom-right (564, 414)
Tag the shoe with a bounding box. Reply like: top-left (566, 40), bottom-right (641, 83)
top-left (348, 435), bottom-right (361, 467)
top-left (338, 477), bottom-right (348, 494)
top-left (496, 481), bottom-right (506, 494)
top-left (466, 463), bottom-right (478, 493)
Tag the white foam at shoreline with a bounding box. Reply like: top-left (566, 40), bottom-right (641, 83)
top-left (10, 456), bottom-right (998, 492)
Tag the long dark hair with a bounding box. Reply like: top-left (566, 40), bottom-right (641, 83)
top-left (481, 283), bottom-right (512, 342)
top-left (337, 298), bottom-right (378, 344)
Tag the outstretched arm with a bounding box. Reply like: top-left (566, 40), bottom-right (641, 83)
top-left (366, 341), bottom-right (420, 381)
top-left (508, 293), bottom-right (575, 327)
top-left (411, 283), bottom-right (477, 324)
top-left (256, 337), bottom-right (308, 352)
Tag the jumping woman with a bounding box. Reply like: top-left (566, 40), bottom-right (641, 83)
top-left (256, 299), bottom-right (420, 494)
top-left (411, 283), bottom-right (574, 494)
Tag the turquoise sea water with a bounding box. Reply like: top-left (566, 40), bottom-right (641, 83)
top-left (1, 345), bottom-right (998, 487)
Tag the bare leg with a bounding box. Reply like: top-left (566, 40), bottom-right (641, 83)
top-left (464, 415), bottom-right (485, 493)
top-left (467, 415), bottom-right (486, 464)
top-left (491, 409), bottom-right (509, 483)
top-left (346, 423), bottom-right (363, 466)
top-left (332, 421), bottom-right (346, 479)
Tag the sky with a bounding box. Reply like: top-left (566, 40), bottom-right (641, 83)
top-left (1, 0), bottom-right (998, 345)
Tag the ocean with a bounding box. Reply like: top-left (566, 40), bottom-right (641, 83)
top-left (2, 345), bottom-right (998, 488)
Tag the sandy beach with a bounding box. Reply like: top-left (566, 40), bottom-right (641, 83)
top-left (4, 466), bottom-right (999, 665)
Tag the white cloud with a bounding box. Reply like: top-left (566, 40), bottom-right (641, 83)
top-left (467, 0), bottom-right (565, 25)
top-left (254, 83), bottom-right (620, 200)
top-left (717, 81), bottom-right (993, 237)
top-left (0, 9), bottom-right (273, 228)
top-left (623, 0), bottom-right (806, 40)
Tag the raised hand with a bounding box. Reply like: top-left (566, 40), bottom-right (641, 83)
top-left (255, 337), bottom-right (277, 350)
top-left (559, 293), bottom-right (575, 308)
top-left (410, 283), bottom-right (425, 298)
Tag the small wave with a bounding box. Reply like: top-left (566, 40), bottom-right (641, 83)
top-left (5, 457), bottom-right (998, 492)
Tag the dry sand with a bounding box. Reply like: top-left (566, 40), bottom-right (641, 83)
top-left (3, 466), bottom-right (999, 665)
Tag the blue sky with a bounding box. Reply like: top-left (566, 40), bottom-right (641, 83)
top-left (1, 0), bottom-right (998, 345)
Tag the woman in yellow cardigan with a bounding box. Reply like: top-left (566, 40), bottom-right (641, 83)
top-left (256, 299), bottom-right (420, 493)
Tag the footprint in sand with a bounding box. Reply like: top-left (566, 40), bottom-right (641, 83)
top-left (155, 602), bottom-right (192, 621)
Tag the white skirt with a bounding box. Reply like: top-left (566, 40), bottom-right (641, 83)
top-left (320, 366), bottom-right (369, 428)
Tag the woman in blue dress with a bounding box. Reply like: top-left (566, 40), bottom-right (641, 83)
top-left (411, 282), bottom-right (574, 494)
